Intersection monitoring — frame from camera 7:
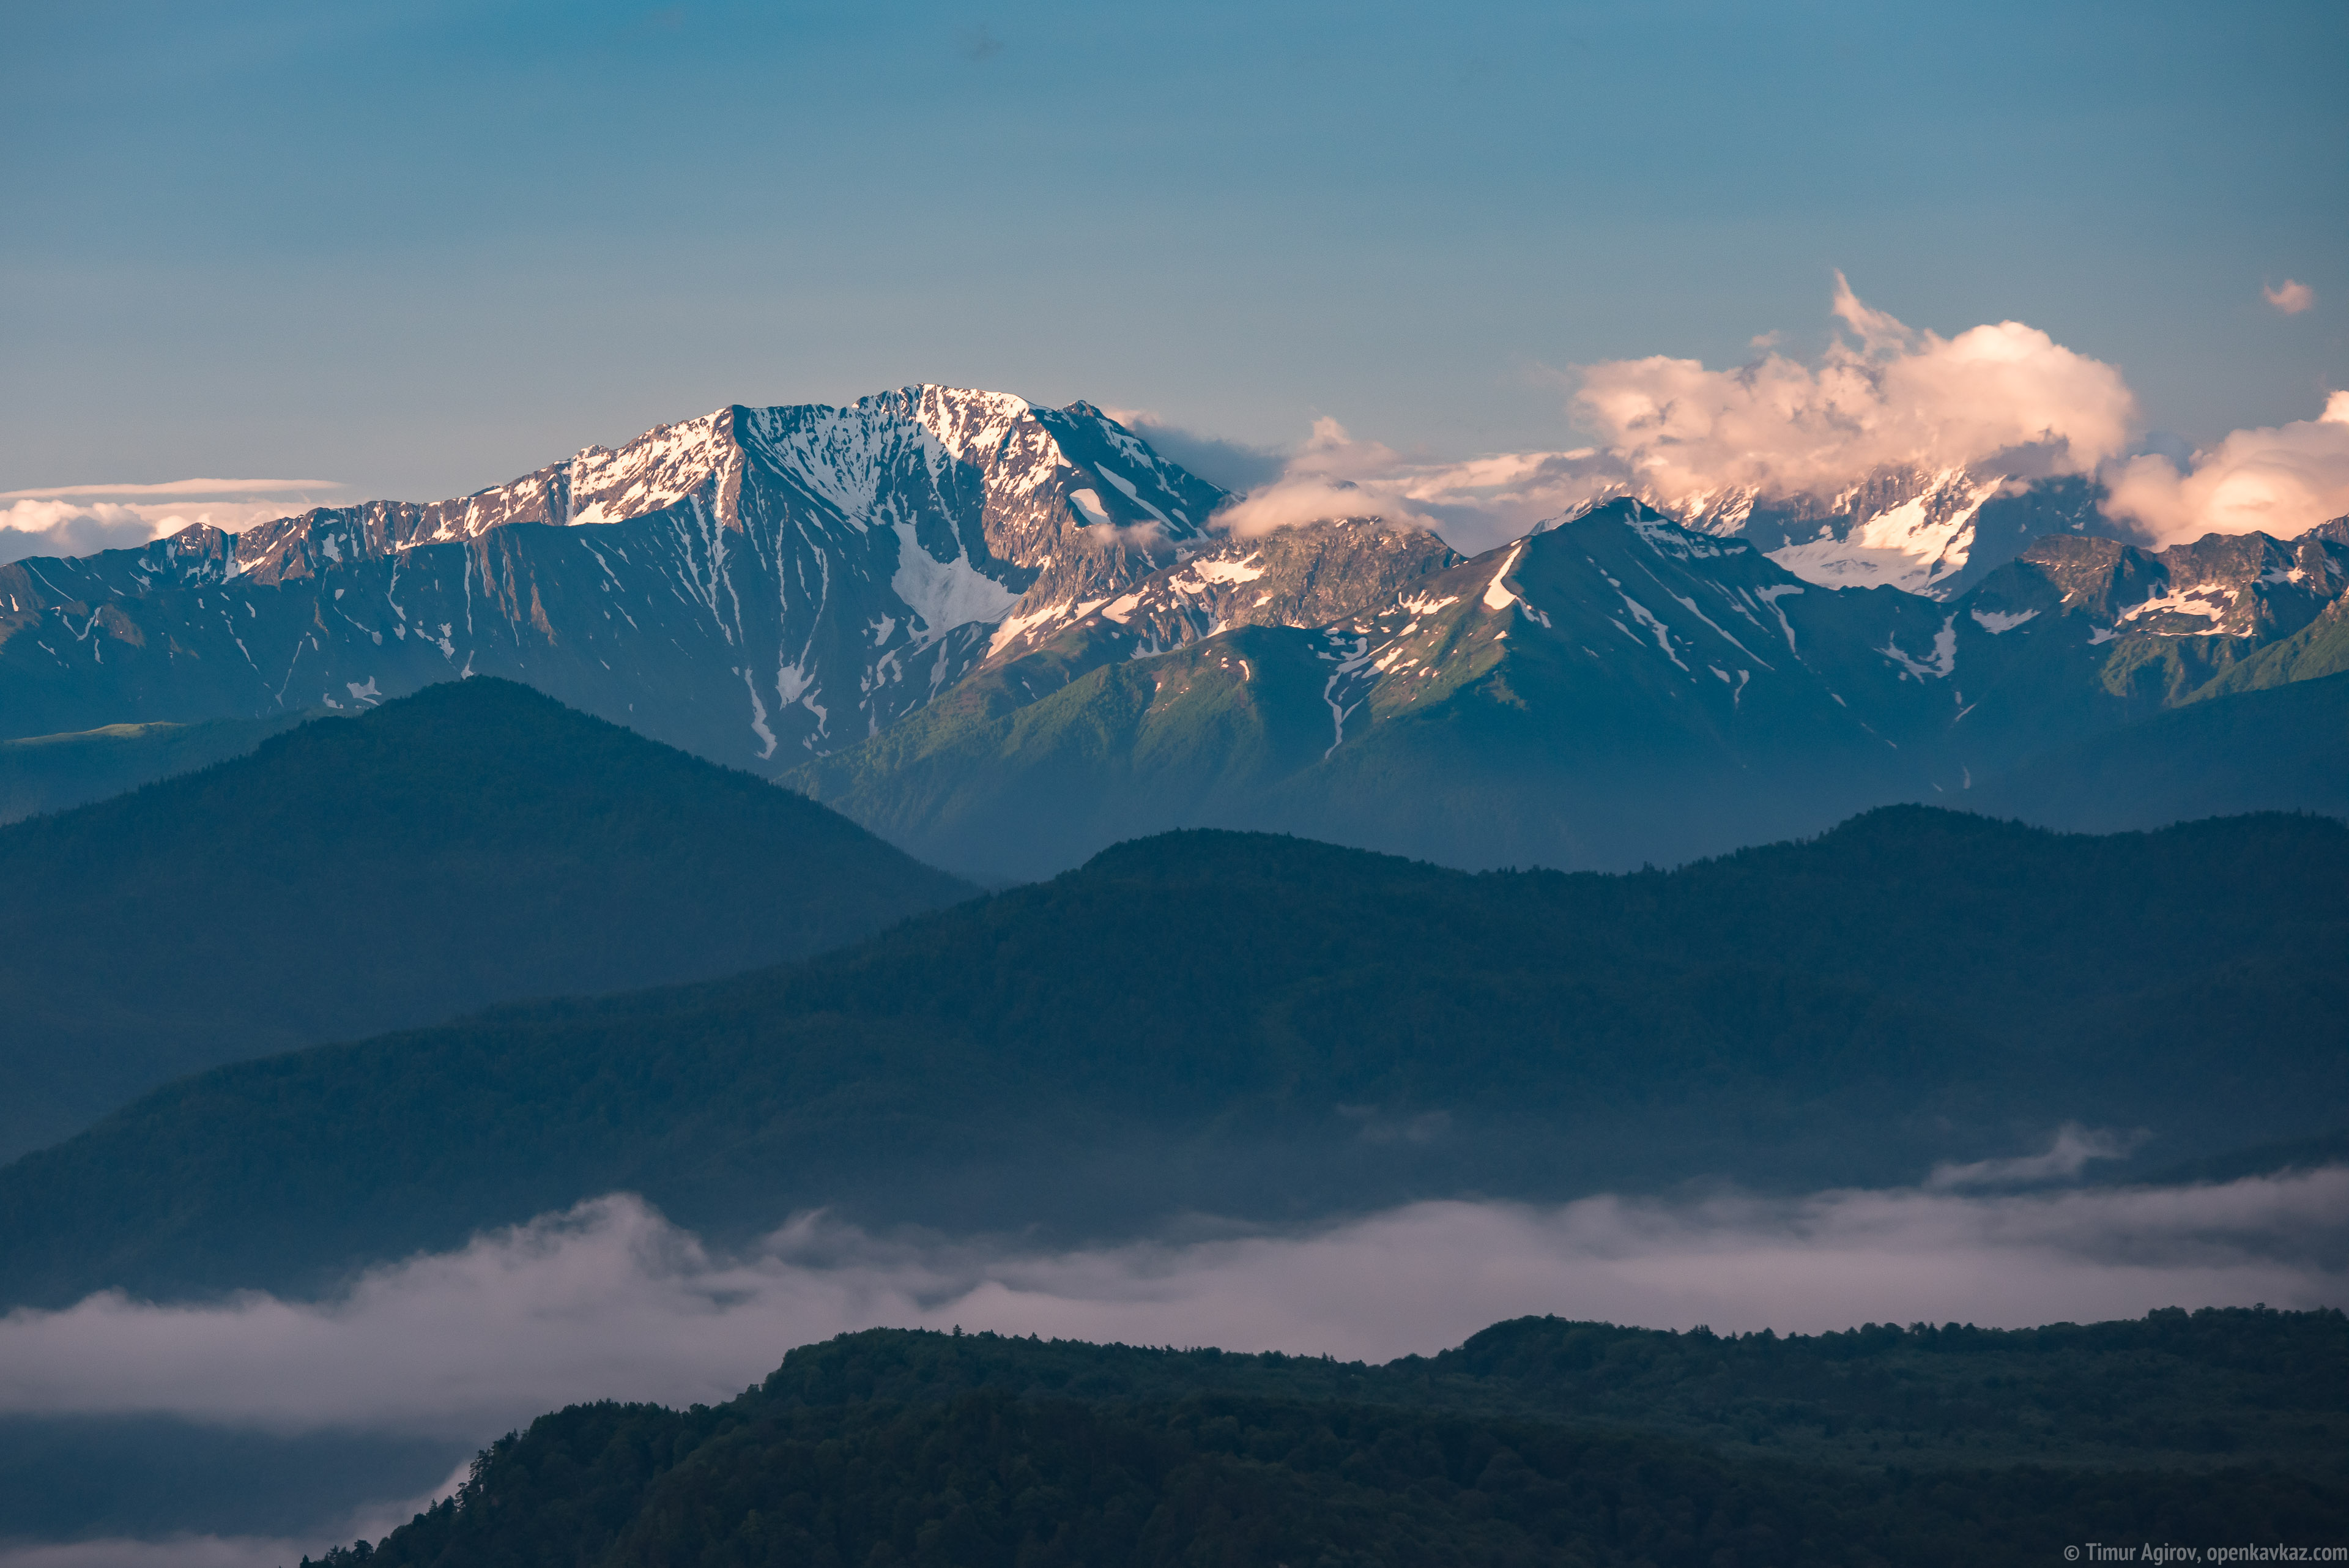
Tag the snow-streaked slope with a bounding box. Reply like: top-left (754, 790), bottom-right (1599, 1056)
top-left (1600, 468), bottom-right (2130, 602)
top-left (0, 389), bottom-right (1228, 770)
top-left (793, 499), bottom-right (2349, 879)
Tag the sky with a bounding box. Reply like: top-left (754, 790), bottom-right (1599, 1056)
top-left (4, 0), bottom-right (2343, 527)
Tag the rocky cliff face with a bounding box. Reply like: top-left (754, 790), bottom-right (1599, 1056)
top-left (0, 388), bottom-right (1225, 769)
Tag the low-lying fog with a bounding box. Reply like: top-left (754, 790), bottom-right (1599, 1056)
top-left (4, 1149), bottom-right (2343, 1567)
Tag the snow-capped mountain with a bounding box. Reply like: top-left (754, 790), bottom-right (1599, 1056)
top-left (794, 499), bottom-right (2349, 879)
top-left (1605, 468), bottom-right (2126, 600)
top-left (9, 384), bottom-right (2346, 881)
top-left (0, 388), bottom-right (1225, 767)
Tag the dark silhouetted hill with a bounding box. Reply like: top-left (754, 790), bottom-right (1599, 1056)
top-left (1, 806), bottom-right (2340, 1306)
top-left (313, 1312), bottom-right (2349, 1567)
top-left (0, 678), bottom-right (974, 1159)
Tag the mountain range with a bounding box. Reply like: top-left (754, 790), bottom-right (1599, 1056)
top-left (6, 389), bottom-right (2348, 1561)
top-left (6, 385), bottom-right (2345, 879)
top-left (4, 797), bottom-right (2339, 1308)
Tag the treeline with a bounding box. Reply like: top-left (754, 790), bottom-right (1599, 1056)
top-left (303, 1310), bottom-right (2349, 1567)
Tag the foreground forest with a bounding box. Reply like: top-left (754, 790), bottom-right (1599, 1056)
top-left (308, 1309), bottom-right (2349, 1566)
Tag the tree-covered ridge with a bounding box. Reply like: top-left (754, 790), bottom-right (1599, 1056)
top-left (0, 676), bottom-right (973, 1162)
top-left (305, 1312), bottom-right (2349, 1567)
top-left (2, 806), bottom-right (2341, 1306)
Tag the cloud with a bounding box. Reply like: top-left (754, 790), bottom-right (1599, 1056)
top-left (2101, 391), bottom-right (2349, 545)
top-left (2264, 279), bottom-right (2316, 315)
top-left (1200, 278), bottom-right (2150, 556)
top-left (1, 1166), bottom-right (2341, 1447)
top-left (1926, 1123), bottom-right (2145, 1189)
top-left (0, 483), bottom-right (351, 565)
top-left (1209, 417), bottom-right (1609, 553)
top-left (1102, 407), bottom-right (1291, 494)
top-left (0, 501), bottom-right (165, 565)
top-left (1571, 273), bottom-right (2138, 507)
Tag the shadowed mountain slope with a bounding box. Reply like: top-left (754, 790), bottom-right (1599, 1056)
top-left (0, 678), bottom-right (974, 1161)
top-left (1967, 668), bottom-right (2349, 831)
top-left (1, 806), bottom-right (2339, 1307)
top-left (795, 503), bottom-right (2349, 880)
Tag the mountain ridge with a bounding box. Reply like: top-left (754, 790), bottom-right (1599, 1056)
top-left (3, 803), bottom-right (2339, 1307)
top-left (0, 677), bottom-right (974, 1161)
top-left (9, 388), bottom-right (2348, 877)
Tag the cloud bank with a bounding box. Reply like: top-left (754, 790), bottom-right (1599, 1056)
top-left (2, 1168), bottom-right (2341, 1445)
top-left (1200, 279), bottom-right (2345, 555)
top-left (1575, 273), bottom-right (2137, 507)
top-left (0, 482), bottom-right (351, 566)
top-left (2102, 392), bottom-right (2349, 546)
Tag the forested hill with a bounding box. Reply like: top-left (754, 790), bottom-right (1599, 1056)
top-left (2, 806), bottom-right (2341, 1307)
top-left (0, 677), bottom-right (974, 1161)
top-left (310, 1311), bottom-right (2349, 1567)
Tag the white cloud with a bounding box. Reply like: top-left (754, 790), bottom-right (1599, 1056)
top-left (1211, 417), bottom-right (1610, 554)
top-left (1212, 278), bottom-right (2146, 557)
top-left (0, 501), bottom-right (165, 564)
top-left (1212, 280), bottom-right (2347, 557)
top-left (0, 483), bottom-right (352, 566)
top-left (2263, 280), bottom-right (2316, 315)
top-left (1570, 273), bottom-right (2137, 506)
top-left (0, 1164), bottom-right (2340, 1446)
top-left (2101, 391), bottom-right (2349, 545)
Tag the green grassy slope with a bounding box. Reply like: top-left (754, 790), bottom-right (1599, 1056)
top-left (314, 1313), bottom-right (2349, 1567)
top-left (0, 677), bottom-right (974, 1161)
top-left (2, 807), bottom-right (2340, 1307)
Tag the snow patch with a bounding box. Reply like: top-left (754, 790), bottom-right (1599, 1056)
top-left (890, 523), bottom-right (1019, 640)
top-left (1189, 555), bottom-right (1267, 585)
top-left (1481, 542), bottom-right (1526, 612)
top-left (1970, 607), bottom-right (2038, 633)
top-left (1879, 615), bottom-right (1959, 678)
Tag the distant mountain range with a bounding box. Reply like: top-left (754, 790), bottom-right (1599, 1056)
top-left (4, 387), bottom-right (2344, 875)
top-left (797, 500), bottom-right (2349, 877)
top-left (1625, 466), bottom-right (2122, 599)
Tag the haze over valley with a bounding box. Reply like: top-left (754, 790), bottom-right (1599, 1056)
top-left (3, 2), bottom-right (2343, 1562)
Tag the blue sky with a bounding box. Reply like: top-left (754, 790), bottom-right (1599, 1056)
top-left (4, 0), bottom-right (2343, 500)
